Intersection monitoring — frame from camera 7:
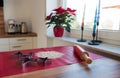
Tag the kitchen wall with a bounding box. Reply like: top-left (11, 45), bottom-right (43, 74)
top-left (46, 0), bottom-right (58, 37)
top-left (46, 0), bottom-right (58, 15)
top-left (30, 0), bottom-right (47, 48)
top-left (4, 0), bottom-right (47, 48)
top-left (46, 0), bottom-right (60, 46)
top-left (4, 0), bottom-right (32, 32)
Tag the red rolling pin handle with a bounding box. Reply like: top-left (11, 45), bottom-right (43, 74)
top-left (73, 45), bottom-right (92, 64)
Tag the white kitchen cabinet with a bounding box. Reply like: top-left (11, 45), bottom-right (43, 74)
top-left (0, 38), bottom-right (9, 44)
top-left (0, 38), bottom-right (9, 51)
top-left (0, 37), bottom-right (37, 52)
top-left (9, 37), bottom-right (36, 51)
top-left (9, 43), bottom-right (32, 51)
top-left (0, 45), bottom-right (9, 52)
top-left (9, 37), bottom-right (33, 44)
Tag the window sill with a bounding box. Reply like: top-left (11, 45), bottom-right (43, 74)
top-left (47, 35), bottom-right (120, 58)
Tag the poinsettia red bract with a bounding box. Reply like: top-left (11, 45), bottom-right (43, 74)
top-left (46, 7), bottom-right (76, 32)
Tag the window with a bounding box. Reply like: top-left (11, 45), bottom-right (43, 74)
top-left (64, 0), bottom-right (120, 30)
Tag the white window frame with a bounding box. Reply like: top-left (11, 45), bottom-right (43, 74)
top-left (59, 0), bottom-right (120, 46)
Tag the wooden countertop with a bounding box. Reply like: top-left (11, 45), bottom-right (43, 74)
top-left (2, 57), bottom-right (120, 78)
top-left (0, 32), bottom-right (37, 38)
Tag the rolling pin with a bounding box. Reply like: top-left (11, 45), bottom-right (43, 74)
top-left (73, 45), bottom-right (92, 64)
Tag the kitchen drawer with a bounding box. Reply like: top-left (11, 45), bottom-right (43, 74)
top-left (9, 37), bottom-right (32, 44)
top-left (0, 38), bottom-right (9, 44)
top-left (0, 45), bottom-right (9, 52)
top-left (9, 43), bottom-right (32, 51)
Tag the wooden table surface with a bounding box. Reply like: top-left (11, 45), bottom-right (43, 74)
top-left (2, 57), bottom-right (120, 78)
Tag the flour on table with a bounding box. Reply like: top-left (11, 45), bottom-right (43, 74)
top-left (35, 51), bottom-right (64, 59)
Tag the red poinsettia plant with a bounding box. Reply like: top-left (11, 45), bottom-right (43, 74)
top-left (46, 7), bottom-right (76, 32)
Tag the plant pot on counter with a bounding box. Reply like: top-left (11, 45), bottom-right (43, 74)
top-left (53, 26), bottom-right (64, 37)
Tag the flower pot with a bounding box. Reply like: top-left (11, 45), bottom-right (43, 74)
top-left (53, 26), bottom-right (64, 37)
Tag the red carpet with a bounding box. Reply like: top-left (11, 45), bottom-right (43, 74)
top-left (0, 46), bottom-right (103, 77)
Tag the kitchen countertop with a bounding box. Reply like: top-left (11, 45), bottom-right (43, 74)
top-left (0, 32), bottom-right (37, 38)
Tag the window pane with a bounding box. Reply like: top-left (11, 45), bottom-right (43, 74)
top-left (65, 0), bottom-right (120, 30)
top-left (100, 8), bottom-right (120, 30)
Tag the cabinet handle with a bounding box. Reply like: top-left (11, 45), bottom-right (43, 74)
top-left (12, 46), bottom-right (22, 48)
top-left (17, 39), bottom-right (26, 41)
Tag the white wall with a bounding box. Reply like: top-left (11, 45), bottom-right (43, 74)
top-left (4, 0), bottom-right (32, 32)
top-left (46, 0), bottom-right (60, 46)
top-left (4, 0), bottom-right (32, 20)
top-left (31, 0), bottom-right (47, 48)
top-left (46, 0), bottom-right (58, 16)
top-left (4, 0), bottom-right (47, 48)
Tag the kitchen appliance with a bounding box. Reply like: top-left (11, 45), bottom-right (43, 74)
top-left (7, 19), bottom-right (28, 34)
top-left (21, 22), bottom-right (27, 34)
top-left (7, 19), bottom-right (16, 34)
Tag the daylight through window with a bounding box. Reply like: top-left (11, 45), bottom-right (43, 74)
top-left (65, 0), bottom-right (120, 30)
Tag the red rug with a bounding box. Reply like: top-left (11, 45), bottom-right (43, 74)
top-left (0, 46), bottom-right (103, 77)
